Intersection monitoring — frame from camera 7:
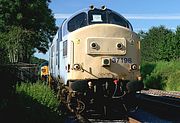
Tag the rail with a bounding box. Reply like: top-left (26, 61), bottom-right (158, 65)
top-left (136, 89), bottom-right (180, 121)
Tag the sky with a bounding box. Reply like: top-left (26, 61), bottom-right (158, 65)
top-left (34, 0), bottom-right (180, 60)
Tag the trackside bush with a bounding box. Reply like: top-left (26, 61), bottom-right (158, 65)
top-left (141, 61), bottom-right (180, 91)
top-left (165, 71), bottom-right (180, 91)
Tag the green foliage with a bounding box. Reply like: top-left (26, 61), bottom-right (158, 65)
top-left (0, 0), bottom-right (57, 63)
top-left (139, 25), bottom-right (180, 91)
top-left (141, 61), bottom-right (180, 91)
top-left (174, 26), bottom-right (180, 59)
top-left (0, 68), bottom-right (64, 123)
top-left (13, 81), bottom-right (64, 123)
top-left (0, 26), bottom-right (37, 63)
top-left (0, 33), bottom-right (9, 64)
top-left (139, 25), bottom-right (179, 62)
top-left (141, 62), bottom-right (156, 79)
top-left (166, 71), bottom-right (180, 91)
top-left (16, 81), bottom-right (59, 112)
top-left (30, 56), bottom-right (47, 67)
top-left (144, 73), bottom-right (165, 90)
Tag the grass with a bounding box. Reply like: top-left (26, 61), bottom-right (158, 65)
top-left (0, 81), bottom-right (65, 123)
top-left (16, 81), bottom-right (59, 112)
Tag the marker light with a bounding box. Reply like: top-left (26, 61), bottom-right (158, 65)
top-left (89, 5), bottom-right (95, 10)
top-left (131, 64), bottom-right (137, 70)
top-left (101, 5), bottom-right (106, 10)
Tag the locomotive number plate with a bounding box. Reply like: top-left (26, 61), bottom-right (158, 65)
top-left (112, 57), bottom-right (132, 63)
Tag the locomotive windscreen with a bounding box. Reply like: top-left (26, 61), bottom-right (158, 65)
top-left (88, 8), bottom-right (132, 30)
top-left (88, 9), bottom-right (107, 24)
top-left (67, 8), bottom-right (133, 32)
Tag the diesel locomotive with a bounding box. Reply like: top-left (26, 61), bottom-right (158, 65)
top-left (49, 5), bottom-right (143, 115)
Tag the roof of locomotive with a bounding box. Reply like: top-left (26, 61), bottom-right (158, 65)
top-left (60, 6), bottom-right (133, 36)
top-left (66, 6), bottom-right (132, 26)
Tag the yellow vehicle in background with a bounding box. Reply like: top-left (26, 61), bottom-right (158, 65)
top-left (39, 61), bottom-right (49, 83)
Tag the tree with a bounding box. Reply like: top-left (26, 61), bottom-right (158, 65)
top-left (0, 26), bottom-right (36, 63)
top-left (140, 25), bottom-right (176, 62)
top-left (174, 26), bottom-right (180, 59)
top-left (0, 0), bottom-right (57, 63)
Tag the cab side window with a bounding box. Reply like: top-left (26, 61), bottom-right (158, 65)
top-left (58, 28), bottom-right (62, 41)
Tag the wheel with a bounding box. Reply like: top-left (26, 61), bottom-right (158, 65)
top-left (77, 100), bottom-right (85, 114)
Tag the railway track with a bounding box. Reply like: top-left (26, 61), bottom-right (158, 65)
top-left (137, 89), bottom-right (180, 108)
top-left (65, 113), bottom-right (140, 123)
top-left (140, 89), bottom-right (180, 98)
top-left (136, 89), bottom-right (180, 122)
top-left (88, 117), bottom-right (140, 123)
top-left (137, 94), bottom-right (179, 108)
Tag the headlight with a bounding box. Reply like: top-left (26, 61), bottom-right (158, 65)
top-left (131, 64), bottom-right (137, 70)
top-left (102, 58), bottom-right (110, 66)
top-left (74, 64), bottom-right (81, 70)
